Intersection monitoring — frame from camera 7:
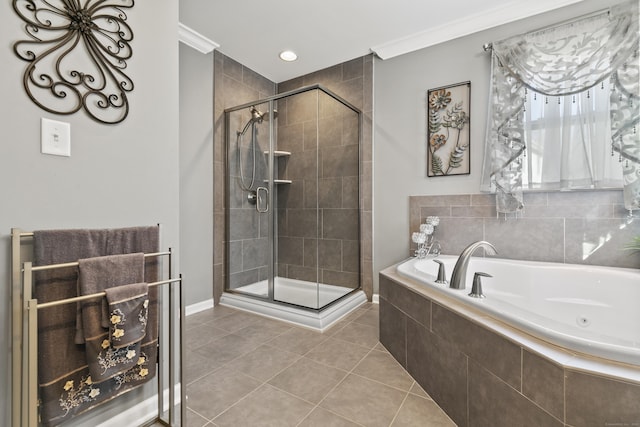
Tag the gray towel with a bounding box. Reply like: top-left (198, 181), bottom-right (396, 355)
top-left (104, 282), bottom-right (149, 348)
top-left (33, 226), bottom-right (159, 427)
top-left (78, 253), bottom-right (144, 382)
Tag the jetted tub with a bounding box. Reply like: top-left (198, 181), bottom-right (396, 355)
top-left (397, 255), bottom-right (640, 366)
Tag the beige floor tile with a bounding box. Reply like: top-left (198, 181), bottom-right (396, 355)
top-left (232, 318), bottom-right (293, 344)
top-left (323, 304), bottom-right (371, 335)
top-left (374, 342), bottom-right (390, 353)
top-left (184, 305), bottom-right (454, 427)
top-left (210, 310), bottom-right (262, 333)
top-left (192, 333), bottom-right (259, 366)
top-left (186, 408), bottom-right (210, 427)
top-left (352, 307), bottom-right (379, 328)
top-left (185, 309), bottom-right (214, 329)
top-left (352, 350), bottom-right (414, 391)
top-left (320, 374), bottom-right (407, 427)
top-left (213, 384), bottom-right (314, 427)
top-left (268, 357), bottom-right (348, 404)
top-left (185, 305), bottom-right (237, 328)
top-left (184, 351), bottom-right (226, 384)
top-left (265, 326), bottom-right (328, 355)
top-left (225, 343), bottom-right (301, 382)
top-left (409, 382), bottom-right (430, 399)
top-left (391, 394), bottom-right (456, 426)
top-left (304, 336), bottom-right (372, 371)
top-left (298, 407), bottom-right (363, 427)
top-left (184, 323), bottom-right (230, 351)
top-left (187, 368), bottom-right (261, 420)
top-left (332, 321), bottom-right (379, 349)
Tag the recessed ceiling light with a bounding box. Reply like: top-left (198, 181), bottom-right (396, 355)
top-left (279, 50), bottom-right (298, 62)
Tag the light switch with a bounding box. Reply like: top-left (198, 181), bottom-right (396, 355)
top-left (41, 118), bottom-right (71, 157)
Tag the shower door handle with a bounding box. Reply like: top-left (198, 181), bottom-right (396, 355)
top-left (256, 186), bottom-right (269, 213)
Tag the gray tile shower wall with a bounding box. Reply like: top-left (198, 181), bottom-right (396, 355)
top-left (410, 189), bottom-right (640, 268)
top-left (213, 52), bottom-right (277, 299)
top-left (274, 89), bottom-right (360, 289)
top-left (279, 56), bottom-right (374, 299)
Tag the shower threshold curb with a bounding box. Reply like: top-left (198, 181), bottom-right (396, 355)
top-left (219, 290), bottom-right (367, 332)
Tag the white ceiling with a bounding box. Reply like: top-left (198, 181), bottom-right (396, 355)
top-left (179, 0), bottom-right (585, 83)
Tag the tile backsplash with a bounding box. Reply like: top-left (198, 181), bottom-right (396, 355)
top-left (409, 190), bottom-right (640, 269)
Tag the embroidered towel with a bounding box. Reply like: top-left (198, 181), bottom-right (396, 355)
top-left (104, 282), bottom-right (149, 348)
top-left (33, 226), bottom-right (159, 427)
top-left (78, 253), bottom-right (144, 382)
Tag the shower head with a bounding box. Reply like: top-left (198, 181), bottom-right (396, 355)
top-left (250, 106), bottom-right (278, 123)
top-left (250, 106), bottom-right (264, 123)
top-left (239, 106), bottom-right (278, 135)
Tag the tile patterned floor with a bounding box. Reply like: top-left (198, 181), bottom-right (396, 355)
top-left (183, 303), bottom-right (456, 426)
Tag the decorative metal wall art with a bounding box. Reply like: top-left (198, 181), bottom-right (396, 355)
top-left (13, 0), bottom-right (135, 124)
top-left (427, 81), bottom-right (471, 177)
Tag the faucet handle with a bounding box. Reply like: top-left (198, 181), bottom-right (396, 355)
top-left (469, 272), bottom-right (491, 299)
top-left (433, 259), bottom-right (448, 284)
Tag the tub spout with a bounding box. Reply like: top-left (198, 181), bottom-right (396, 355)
top-left (449, 241), bottom-right (498, 290)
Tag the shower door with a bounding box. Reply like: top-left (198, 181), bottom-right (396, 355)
top-left (225, 86), bottom-right (361, 310)
top-left (226, 100), bottom-right (274, 300)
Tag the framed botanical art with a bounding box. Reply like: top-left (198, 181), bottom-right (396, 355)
top-left (427, 81), bottom-right (471, 177)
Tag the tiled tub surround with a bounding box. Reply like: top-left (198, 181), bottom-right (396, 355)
top-left (410, 190), bottom-right (640, 269)
top-left (379, 267), bottom-right (640, 427)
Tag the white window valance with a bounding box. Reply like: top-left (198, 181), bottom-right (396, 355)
top-left (481, 0), bottom-right (639, 213)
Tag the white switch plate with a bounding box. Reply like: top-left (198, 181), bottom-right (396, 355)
top-left (41, 118), bottom-right (71, 157)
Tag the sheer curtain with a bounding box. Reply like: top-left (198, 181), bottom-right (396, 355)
top-left (481, 0), bottom-right (639, 213)
top-left (522, 82), bottom-right (622, 190)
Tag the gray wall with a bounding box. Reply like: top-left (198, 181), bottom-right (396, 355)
top-left (373, 0), bottom-right (633, 291)
top-left (179, 44), bottom-right (215, 305)
top-left (0, 1), bottom-right (179, 425)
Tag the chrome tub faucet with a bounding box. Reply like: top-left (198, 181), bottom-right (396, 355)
top-left (449, 241), bottom-right (498, 290)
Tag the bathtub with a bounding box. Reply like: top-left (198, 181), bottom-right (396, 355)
top-left (397, 255), bottom-right (640, 366)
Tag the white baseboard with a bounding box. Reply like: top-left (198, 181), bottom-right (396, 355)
top-left (372, 293), bottom-right (380, 304)
top-left (185, 298), bottom-right (214, 316)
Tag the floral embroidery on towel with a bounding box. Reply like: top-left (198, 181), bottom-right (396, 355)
top-left (109, 298), bottom-right (148, 345)
top-left (113, 352), bottom-right (151, 390)
top-left (110, 308), bottom-right (126, 343)
top-left (96, 343), bottom-right (138, 375)
top-left (58, 375), bottom-right (101, 416)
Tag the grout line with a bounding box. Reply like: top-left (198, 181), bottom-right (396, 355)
top-left (186, 406), bottom-right (213, 425)
top-left (189, 303), bottom-right (426, 426)
top-left (294, 313), bottom-right (375, 426)
top-left (388, 391), bottom-right (411, 426)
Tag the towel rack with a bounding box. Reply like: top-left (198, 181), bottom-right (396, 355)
top-left (11, 228), bottom-right (186, 427)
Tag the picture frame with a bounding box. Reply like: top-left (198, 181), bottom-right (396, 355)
top-left (427, 81), bottom-right (471, 177)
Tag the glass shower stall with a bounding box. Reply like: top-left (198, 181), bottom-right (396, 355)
top-left (224, 85), bottom-right (361, 311)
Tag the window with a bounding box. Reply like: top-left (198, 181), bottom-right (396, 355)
top-left (521, 81), bottom-right (623, 191)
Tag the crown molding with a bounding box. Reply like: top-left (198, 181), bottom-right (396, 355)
top-left (178, 23), bottom-right (219, 54)
top-left (370, 0), bottom-right (585, 59)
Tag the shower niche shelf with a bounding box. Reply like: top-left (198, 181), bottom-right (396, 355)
top-left (264, 150), bottom-right (291, 157)
top-left (264, 150), bottom-right (292, 184)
